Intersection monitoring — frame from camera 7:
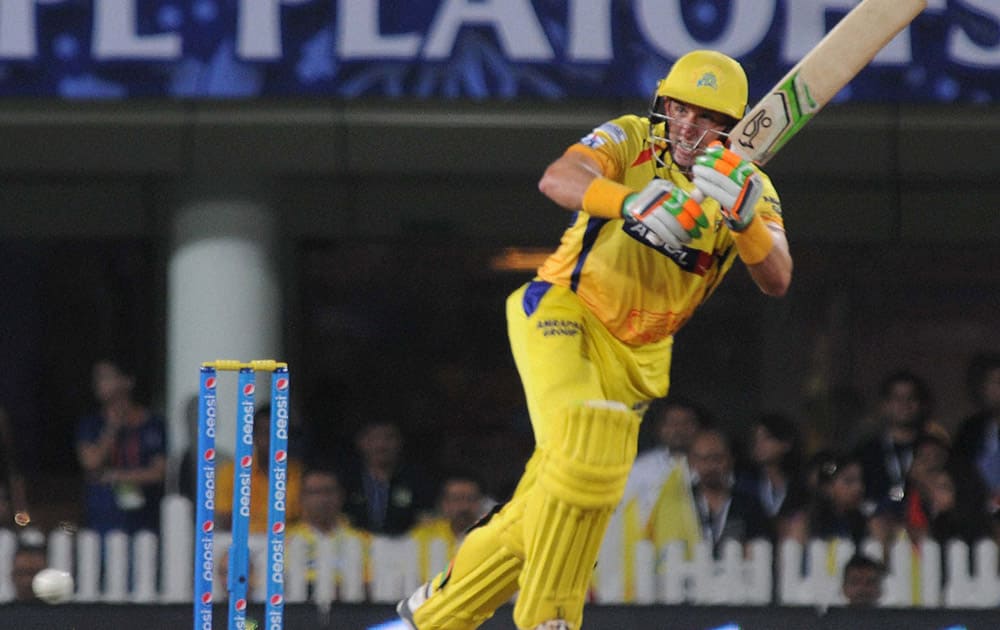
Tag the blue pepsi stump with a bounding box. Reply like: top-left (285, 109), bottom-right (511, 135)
top-left (265, 367), bottom-right (290, 628)
top-left (194, 360), bottom-right (290, 630)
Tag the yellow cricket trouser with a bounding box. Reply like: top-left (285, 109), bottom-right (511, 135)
top-left (412, 281), bottom-right (672, 629)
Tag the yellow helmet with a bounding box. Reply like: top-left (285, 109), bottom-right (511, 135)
top-left (654, 50), bottom-right (748, 120)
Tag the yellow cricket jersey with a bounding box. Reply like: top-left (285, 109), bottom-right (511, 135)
top-left (537, 115), bottom-right (784, 345)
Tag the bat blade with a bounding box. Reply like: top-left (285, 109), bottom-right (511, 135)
top-left (731, 0), bottom-right (927, 165)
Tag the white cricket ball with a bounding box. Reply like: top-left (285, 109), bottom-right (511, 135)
top-left (32, 568), bottom-right (75, 604)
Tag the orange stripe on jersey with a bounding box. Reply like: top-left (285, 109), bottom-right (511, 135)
top-left (634, 142), bottom-right (668, 168)
top-left (631, 147), bottom-right (654, 167)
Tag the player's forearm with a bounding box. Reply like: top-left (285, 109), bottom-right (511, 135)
top-left (538, 150), bottom-right (608, 212)
top-left (745, 224), bottom-right (792, 296)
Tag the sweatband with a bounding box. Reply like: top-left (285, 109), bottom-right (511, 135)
top-left (732, 215), bottom-right (774, 265)
top-left (581, 177), bottom-right (634, 220)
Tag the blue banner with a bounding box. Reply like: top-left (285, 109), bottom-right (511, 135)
top-left (1, 0), bottom-right (998, 102)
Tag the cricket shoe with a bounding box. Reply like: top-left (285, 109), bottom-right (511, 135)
top-left (396, 581), bottom-right (433, 629)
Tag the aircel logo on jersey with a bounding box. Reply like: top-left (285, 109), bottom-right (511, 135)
top-left (536, 319), bottom-right (582, 337)
top-left (622, 222), bottom-right (715, 276)
top-left (580, 122), bottom-right (626, 148)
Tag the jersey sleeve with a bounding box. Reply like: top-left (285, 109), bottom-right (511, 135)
top-left (564, 115), bottom-right (649, 182)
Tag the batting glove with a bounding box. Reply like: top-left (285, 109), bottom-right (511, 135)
top-left (692, 141), bottom-right (763, 232)
top-left (622, 179), bottom-right (708, 249)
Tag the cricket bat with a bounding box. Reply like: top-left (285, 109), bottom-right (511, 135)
top-left (731, 0), bottom-right (927, 165)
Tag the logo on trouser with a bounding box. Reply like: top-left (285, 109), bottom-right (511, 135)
top-left (535, 319), bottom-right (581, 337)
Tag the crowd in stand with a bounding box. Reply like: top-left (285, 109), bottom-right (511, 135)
top-left (4, 353), bottom-right (1000, 605)
top-left (625, 361), bottom-right (1000, 571)
top-left (2, 357), bottom-right (492, 601)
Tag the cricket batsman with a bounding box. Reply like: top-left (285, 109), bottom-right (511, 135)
top-left (398, 49), bottom-right (793, 629)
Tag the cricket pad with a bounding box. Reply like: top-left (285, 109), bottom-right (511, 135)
top-left (514, 400), bottom-right (639, 629)
top-left (411, 455), bottom-right (539, 629)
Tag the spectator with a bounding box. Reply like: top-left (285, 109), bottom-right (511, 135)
top-left (75, 358), bottom-right (166, 535)
top-left (341, 418), bottom-right (435, 535)
top-left (409, 471), bottom-right (490, 583)
top-left (11, 529), bottom-right (47, 602)
top-left (841, 553), bottom-right (885, 607)
top-left (953, 352), bottom-right (1000, 514)
top-left (802, 449), bottom-right (836, 496)
top-left (895, 432), bottom-right (953, 544)
top-left (285, 467), bottom-right (369, 597)
top-left (854, 370), bottom-right (934, 519)
top-left (789, 452), bottom-right (870, 546)
top-left (621, 396), bottom-right (709, 527)
top-left (881, 429), bottom-right (994, 590)
top-left (923, 466), bottom-right (994, 547)
top-left (215, 404), bottom-right (303, 534)
top-left (736, 412), bottom-right (808, 538)
top-left (648, 428), bottom-right (771, 559)
top-left (876, 429), bottom-right (986, 548)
